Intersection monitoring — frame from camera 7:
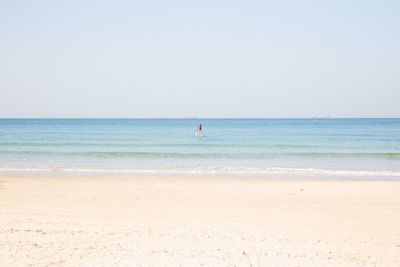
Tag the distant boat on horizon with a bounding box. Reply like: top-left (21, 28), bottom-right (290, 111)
top-left (311, 115), bottom-right (332, 119)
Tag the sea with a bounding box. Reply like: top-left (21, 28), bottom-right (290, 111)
top-left (0, 118), bottom-right (399, 179)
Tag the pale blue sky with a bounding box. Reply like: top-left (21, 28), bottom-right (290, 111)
top-left (0, 0), bottom-right (399, 118)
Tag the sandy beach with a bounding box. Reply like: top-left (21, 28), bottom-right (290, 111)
top-left (0, 175), bottom-right (399, 266)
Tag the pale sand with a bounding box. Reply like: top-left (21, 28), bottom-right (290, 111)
top-left (0, 176), bottom-right (399, 267)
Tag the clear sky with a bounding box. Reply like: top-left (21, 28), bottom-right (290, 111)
top-left (0, 0), bottom-right (399, 118)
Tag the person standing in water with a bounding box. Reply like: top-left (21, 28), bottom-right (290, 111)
top-left (197, 124), bottom-right (203, 137)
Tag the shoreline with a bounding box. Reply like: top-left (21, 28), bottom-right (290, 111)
top-left (1, 175), bottom-right (400, 266)
top-left (1, 167), bottom-right (400, 181)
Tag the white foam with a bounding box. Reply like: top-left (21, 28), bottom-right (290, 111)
top-left (0, 166), bottom-right (400, 177)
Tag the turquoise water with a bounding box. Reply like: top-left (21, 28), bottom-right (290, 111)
top-left (0, 119), bottom-right (399, 179)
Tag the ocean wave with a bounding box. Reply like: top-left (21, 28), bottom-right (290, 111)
top-left (0, 142), bottom-right (327, 149)
top-left (1, 150), bottom-right (400, 159)
top-left (0, 166), bottom-right (399, 177)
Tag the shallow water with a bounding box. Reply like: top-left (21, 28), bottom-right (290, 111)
top-left (0, 118), bottom-right (399, 179)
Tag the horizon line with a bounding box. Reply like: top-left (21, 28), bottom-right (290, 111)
top-left (0, 117), bottom-right (399, 120)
